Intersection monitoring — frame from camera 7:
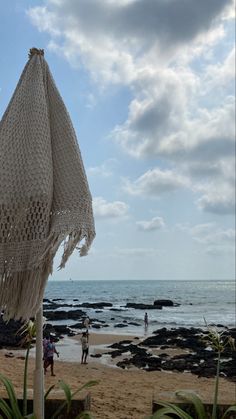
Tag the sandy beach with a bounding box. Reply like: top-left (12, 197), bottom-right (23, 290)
top-left (0, 333), bottom-right (235, 419)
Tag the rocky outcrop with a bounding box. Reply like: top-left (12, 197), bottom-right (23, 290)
top-left (79, 302), bottom-right (113, 308)
top-left (125, 299), bottom-right (180, 309)
top-left (125, 303), bottom-right (162, 310)
top-left (0, 316), bottom-right (24, 347)
top-left (109, 327), bottom-right (236, 380)
top-left (43, 309), bottom-right (86, 321)
top-left (154, 299), bottom-right (179, 307)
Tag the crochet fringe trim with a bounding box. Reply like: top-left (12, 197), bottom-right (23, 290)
top-left (0, 227), bottom-right (95, 321)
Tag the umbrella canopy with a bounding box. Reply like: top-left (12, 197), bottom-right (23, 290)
top-left (0, 48), bottom-right (95, 320)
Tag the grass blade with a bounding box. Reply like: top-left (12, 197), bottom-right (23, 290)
top-left (176, 391), bottom-right (206, 419)
top-left (49, 380), bottom-right (98, 419)
top-left (59, 380), bottom-right (72, 413)
top-left (44, 384), bottom-right (56, 400)
top-left (221, 405), bottom-right (236, 419)
top-left (75, 412), bottom-right (94, 419)
top-left (0, 399), bottom-right (13, 419)
top-left (0, 374), bottom-right (22, 418)
top-left (152, 401), bottom-right (193, 419)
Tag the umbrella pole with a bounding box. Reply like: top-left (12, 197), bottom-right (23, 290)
top-left (34, 304), bottom-right (44, 419)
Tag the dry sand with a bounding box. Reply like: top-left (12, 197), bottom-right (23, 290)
top-left (0, 333), bottom-right (235, 419)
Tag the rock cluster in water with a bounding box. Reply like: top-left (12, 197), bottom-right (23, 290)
top-left (1, 298), bottom-right (235, 382)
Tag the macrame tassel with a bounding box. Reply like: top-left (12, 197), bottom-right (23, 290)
top-left (0, 269), bottom-right (48, 321)
top-left (0, 226), bottom-right (95, 321)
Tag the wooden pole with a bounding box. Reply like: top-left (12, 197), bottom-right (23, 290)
top-left (33, 305), bottom-right (44, 418)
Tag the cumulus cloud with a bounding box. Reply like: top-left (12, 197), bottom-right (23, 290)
top-left (93, 197), bottom-right (129, 219)
top-left (27, 0), bottom-right (235, 217)
top-left (27, 0), bottom-right (232, 84)
top-left (124, 168), bottom-right (190, 197)
top-left (197, 188), bottom-right (235, 215)
top-left (136, 216), bottom-right (165, 231)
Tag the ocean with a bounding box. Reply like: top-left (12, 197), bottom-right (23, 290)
top-left (45, 279), bottom-right (235, 335)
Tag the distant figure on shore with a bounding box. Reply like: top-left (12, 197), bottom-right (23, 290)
top-left (144, 312), bottom-right (148, 327)
top-left (80, 331), bottom-right (89, 364)
top-left (43, 336), bottom-right (59, 376)
top-left (83, 316), bottom-right (90, 331)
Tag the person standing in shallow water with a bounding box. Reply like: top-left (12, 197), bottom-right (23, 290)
top-left (80, 331), bottom-right (89, 364)
top-left (144, 312), bottom-right (148, 327)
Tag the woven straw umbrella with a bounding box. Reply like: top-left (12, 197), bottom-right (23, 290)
top-left (0, 48), bottom-right (95, 418)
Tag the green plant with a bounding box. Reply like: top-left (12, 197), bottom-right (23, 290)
top-left (0, 374), bottom-right (96, 418)
top-left (151, 392), bottom-right (236, 419)
top-left (150, 323), bottom-right (236, 419)
top-left (0, 320), bottom-right (97, 418)
top-left (19, 320), bottom-right (37, 416)
top-left (45, 380), bottom-right (97, 419)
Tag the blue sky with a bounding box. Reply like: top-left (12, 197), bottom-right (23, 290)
top-left (0, 0), bottom-right (235, 281)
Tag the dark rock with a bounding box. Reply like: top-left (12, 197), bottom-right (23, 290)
top-left (95, 310), bottom-right (103, 313)
top-left (92, 324), bottom-right (101, 329)
top-left (209, 323), bottom-right (225, 328)
top-left (44, 309), bottom-right (86, 321)
top-left (53, 325), bottom-right (71, 335)
top-left (113, 326), bottom-right (236, 380)
top-left (0, 316), bottom-right (24, 347)
top-left (128, 322), bottom-right (140, 326)
top-left (125, 303), bottom-right (162, 310)
top-left (90, 353), bottom-right (102, 358)
top-left (109, 308), bottom-right (124, 312)
top-left (154, 300), bottom-right (175, 307)
top-left (79, 302), bottom-right (113, 308)
top-left (159, 353), bottom-right (169, 358)
top-left (114, 323), bottom-right (128, 328)
top-left (5, 352), bottom-right (14, 358)
top-left (71, 322), bottom-right (83, 329)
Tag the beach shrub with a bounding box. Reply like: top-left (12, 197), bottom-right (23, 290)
top-left (150, 323), bottom-right (236, 419)
top-left (0, 320), bottom-right (97, 418)
top-left (0, 374), bottom-right (96, 418)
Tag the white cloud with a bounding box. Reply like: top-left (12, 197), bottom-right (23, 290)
top-left (88, 159), bottom-right (117, 178)
top-left (93, 197), bottom-right (129, 219)
top-left (178, 223), bottom-right (235, 254)
top-left (136, 216), bottom-right (165, 231)
top-left (197, 186), bottom-right (235, 214)
top-left (27, 0), bottom-right (232, 84)
top-left (27, 0), bottom-right (235, 218)
top-left (203, 46), bottom-right (235, 91)
top-left (124, 168), bottom-right (190, 197)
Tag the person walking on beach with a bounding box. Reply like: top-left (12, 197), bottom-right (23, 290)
top-left (43, 336), bottom-right (59, 376)
top-left (80, 331), bottom-right (89, 364)
top-left (43, 335), bottom-right (50, 360)
top-left (144, 312), bottom-right (148, 327)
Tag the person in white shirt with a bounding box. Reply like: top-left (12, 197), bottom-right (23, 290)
top-left (80, 332), bottom-right (89, 364)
